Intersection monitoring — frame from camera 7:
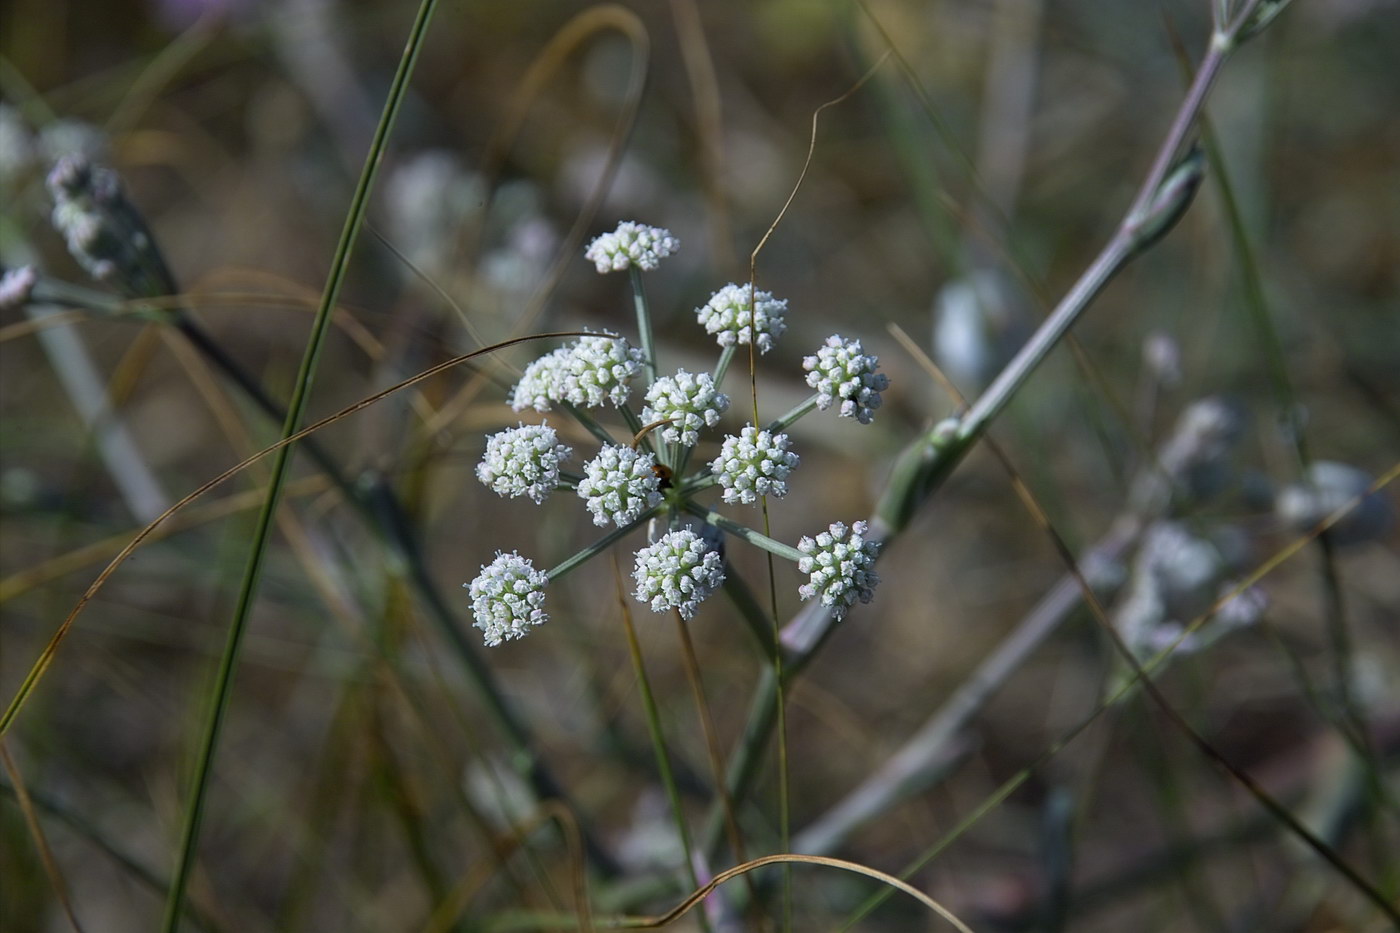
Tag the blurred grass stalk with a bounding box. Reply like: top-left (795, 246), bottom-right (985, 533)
top-left (156, 1), bottom-right (446, 929)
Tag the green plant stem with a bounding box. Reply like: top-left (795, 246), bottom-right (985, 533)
top-left (629, 267), bottom-right (658, 385)
top-left (561, 400), bottom-right (619, 447)
top-left (712, 345), bottom-right (736, 387)
top-left (616, 579), bottom-right (710, 933)
top-left (159, 4), bottom-right (440, 929)
top-left (765, 395), bottom-right (818, 433)
top-left (683, 504), bottom-right (805, 564)
top-left (546, 507), bottom-right (662, 581)
top-left (719, 567), bottom-right (780, 661)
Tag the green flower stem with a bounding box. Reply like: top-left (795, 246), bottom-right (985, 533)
top-left (560, 400), bottom-right (618, 447)
top-left (713, 344), bottom-right (737, 386)
top-left (546, 506), bottom-right (661, 582)
top-left (616, 594), bottom-right (710, 933)
top-left (765, 394), bottom-right (819, 433)
top-left (160, 2), bottom-right (442, 930)
top-left (673, 443), bottom-right (696, 482)
top-left (683, 504), bottom-right (805, 564)
top-left (615, 403), bottom-right (659, 459)
top-left (719, 566), bottom-right (780, 661)
top-left (629, 266), bottom-right (658, 385)
top-left (30, 274), bottom-right (167, 321)
top-left (678, 471), bottom-right (717, 496)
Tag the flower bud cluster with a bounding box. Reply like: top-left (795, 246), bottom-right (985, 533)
top-left (797, 521), bottom-right (881, 620)
top-left (711, 425), bottom-right (798, 505)
top-left (467, 552), bottom-right (549, 646)
top-left (476, 422), bottom-right (571, 504)
top-left (695, 283), bottom-right (788, 354)
top-left (803, 335), bottom-right (890, 424)
top-left (47, 155), bottom-right (174, 298)
top-left (584, 222), bottom-right (679, 273)
top-left (632, 529), bottom-right (726, 619)
top-left (577, 445), bottom-right (663, 527)
top-left (641, 370), bottom-right (729, 447)
top-left (510, 334), bottom-right (644, 412)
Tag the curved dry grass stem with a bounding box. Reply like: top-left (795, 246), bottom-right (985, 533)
top-left (0, 330), bottom-right (593, 737)
top-left (621, 853), bottom-right (975, 932)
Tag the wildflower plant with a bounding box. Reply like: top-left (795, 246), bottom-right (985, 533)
top-left (465, 220), bottom-right (892, 641)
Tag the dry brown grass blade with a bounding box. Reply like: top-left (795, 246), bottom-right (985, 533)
top-left (621, 853), bottom-right (976, 932)
top-left (1, 741), bottom-right (86, 932)
top-left (0, 330), bottom-right (594, 737)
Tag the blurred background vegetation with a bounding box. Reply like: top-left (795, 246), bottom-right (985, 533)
top-left (1, 0), bottom-right (1397, 930)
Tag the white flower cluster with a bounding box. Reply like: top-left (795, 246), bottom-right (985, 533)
top-left (711, 425), bottom-right (798, 505)
top-left (510, 334), bottom-right (644, 412)
top-left (467, 552), bottom-right (549, 646)
top-left (0, 265), bottom-right (37, 311)
top-left (797, 521), bottom-right (881, 620)
top-left (476, 422), bottom-right (571, 504)
top-left (584, 221), bottom-right (679, 273)
top-left (803, 335), bottom-right (890, 424)
top-left (641, 370), bottom-right (729, 447)
top-left (577, 445), bottom-right (663, 527)
top-left (632, 529), bottom-right (725, 619)
top-left (468, 220), bottom-right (903, 645)
top-left (695, 283), bottom-right (788, 354)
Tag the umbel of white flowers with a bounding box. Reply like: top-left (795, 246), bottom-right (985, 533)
top-left (711, 425), bottom-right (798, 505)
top-left (466, 221), bottom-right (892, 644)
top-left (641, 370), bottom-right (729, 447)
top-left (468, 551), bottom-right (549, 645)
top-left (511, 333), bottom-right (645, 411)
top-left (577, 444), bottom-right (663, 527)
top-left (632, 528), bottom-right (726, 619)
top-left (475, 422), bottom-right (571, 504)
top-left (696, 282), bottom-right (788, 354)
top-left (804, 335), bottom-right (890, 424)
top-left (584, 221), bottom-right (679, 273)
top-left (797, 521), bottom-right (881, 620)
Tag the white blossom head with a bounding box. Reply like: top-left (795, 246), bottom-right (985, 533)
top-left (584, 221), bottom-right (679, 273)
top-left (0, 265), bottom-right (38, 311)
top-left (476, 422), bottom-right (572, 504)
top-left (632, 529), bottom-right (726, 619)
top-left (577, 444), bottom-right (663, 527)
top-left (803, 335), bottom-right (890, 424)
top-left (1276, 461), bottom-right (1393, 548)
top-left (510, 333), bottom-right (644, 412)
top-left (797, 520), bottom-right (881, 620)
top-left (711, 425), bottom-right (799, 505)
top-left (695, 283), bottom-right (788, 354)
top-left (466, 551), bottom-right (549, 646)
top-left (640, 370), bottom-right (729, 447)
